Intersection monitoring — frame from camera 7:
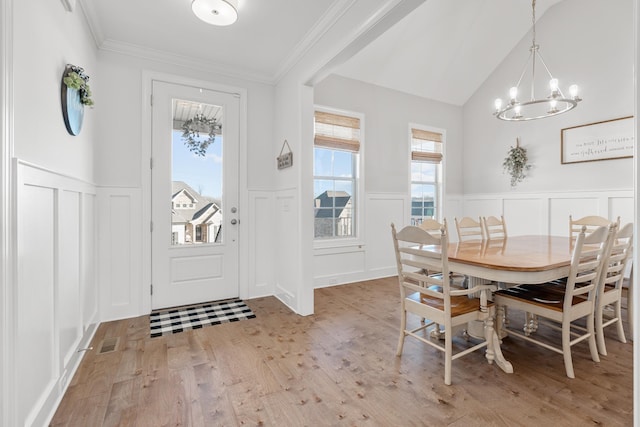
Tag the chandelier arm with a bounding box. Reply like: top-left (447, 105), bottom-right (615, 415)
top-left (514, 50), bottom-right (534, 91)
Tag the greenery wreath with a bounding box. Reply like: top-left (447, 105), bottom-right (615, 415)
top-left (62, 65), bottom-right (94, 106)
top-left (182, 113), bottom-right (221, 157)
top-left (503, 137), bottom-right (532, 187)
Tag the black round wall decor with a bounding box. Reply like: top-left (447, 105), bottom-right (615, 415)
top-left (61, 65), bottom-right (84, 136)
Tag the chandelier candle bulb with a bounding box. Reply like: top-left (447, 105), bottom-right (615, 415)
top-left (569, 84), bottom-right (579, 99)
top-left (495, 98), bottom-right (503, 111)
top-left (509, 87), bottom-right (518, 102)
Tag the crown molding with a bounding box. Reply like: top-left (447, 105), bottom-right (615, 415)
top-left (99, 39), bottom-right (274, 85)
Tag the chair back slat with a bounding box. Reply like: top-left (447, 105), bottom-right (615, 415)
top-left (454, 217), bottom-right (484, 241)
top-left (482, 215), bottom-right (507, 240)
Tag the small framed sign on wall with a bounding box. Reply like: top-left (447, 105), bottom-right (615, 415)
top-left (277, 140), bottom-right (293, 170)
top-left (561, 116), bottom-right (634, 164)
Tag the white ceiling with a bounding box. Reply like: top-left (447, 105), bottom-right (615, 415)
top-left (79, 0), bottom-right (564, 106)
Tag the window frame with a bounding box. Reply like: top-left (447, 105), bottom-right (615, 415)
top-left (408, 123), bottom-right (445, 226)
top-left (313, 106), bottom-right (365, 249)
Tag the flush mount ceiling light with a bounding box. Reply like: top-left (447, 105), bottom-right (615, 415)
top-left (192, 0), bottom-right (238, 26)
top-left (493, 0), bottom-right (581, 121)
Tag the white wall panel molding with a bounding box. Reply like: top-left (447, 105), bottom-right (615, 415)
top-left (247, 191), bottom-right (275, 298)
top-left (97, 186), bottom-right (143, 321)
top-left (12, 159), bottom-right (98, 427)
top-left (462, 189), bottom-right (634, 237)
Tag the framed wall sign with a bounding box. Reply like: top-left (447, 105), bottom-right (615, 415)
top-left (277, 139), bottom-right (293, 170)
top-left (561, 116), bottom-right (634, 164)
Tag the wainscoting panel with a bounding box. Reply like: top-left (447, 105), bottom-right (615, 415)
top-left (313, 193), bottom-right (406, 288)
top-left (503, 198), bottom-right (547, 236)
top-left (12, 160), bottom-right (98, 427)
top-left (463, 190), bottom-right (633, 237)
top-left (82, 194), bottom-right (99, 332)
top-left (58, 190), bottom-right (82, 368)
top-left (461, 198), bottom-right (503, 222)
top-left (16, 183), bottom-right (57, 427)
top-left (274, 189), bottom-right (299, 310)
top-left (365, 193), bottom-right (406, 278)
top-left (97, 187), bottom-right (143, 321)
top-left (248, 191), bottom-right (275, 298)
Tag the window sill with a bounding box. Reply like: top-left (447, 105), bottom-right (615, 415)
top-left (313, 238), bottom-right (365, 254)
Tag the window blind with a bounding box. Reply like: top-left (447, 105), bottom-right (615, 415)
top-left (314, 111), bottom-right (360, 152)
top-left (411, 128), bottom-right (442, 163)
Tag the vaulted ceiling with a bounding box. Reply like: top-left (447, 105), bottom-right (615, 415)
top-left (80, 0), bottom-right (564, 106)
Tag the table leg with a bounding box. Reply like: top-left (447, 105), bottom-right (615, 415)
top-left (481, 290), bottom-right (513, 374)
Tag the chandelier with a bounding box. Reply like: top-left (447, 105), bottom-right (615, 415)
top-left (493, 0), bottom-right (581, 121)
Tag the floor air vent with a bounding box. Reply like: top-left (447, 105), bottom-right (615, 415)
top-left (98, 337), bottom-right (119, 354)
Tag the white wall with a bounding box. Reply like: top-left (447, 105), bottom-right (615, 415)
top-left (312, 75), bottom-right (464, 286)
top-left (463, 0), bottom-right (634, 195)
top-left (13, 0), bottom-right (97, 182)
top-left (95, 50), bottom-right (278, 320)
top-left (6, 1), bottom-right (100, 425)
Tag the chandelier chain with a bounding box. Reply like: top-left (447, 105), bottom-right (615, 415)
top-left (531, 0), bottom-right (536, 47)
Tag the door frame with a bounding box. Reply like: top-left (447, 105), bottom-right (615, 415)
top-left (141, 71), bottom-right (248, 314)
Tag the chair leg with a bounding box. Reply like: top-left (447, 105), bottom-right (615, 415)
top-left (587, 313), bottom-right (600, 364)
top-left (595, 304), bottom-right (607, 356)
top-left (562, 320), bottom-right (575, 379)
top-left (614, 300), bottom-right (627, 344)
top-left (444, 333), bottom-right (452, 385)
top-left (396, 310), bottom-right (407, 356)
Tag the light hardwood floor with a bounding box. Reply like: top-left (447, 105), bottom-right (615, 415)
top-left (51, 277), bottom-right (633, 426)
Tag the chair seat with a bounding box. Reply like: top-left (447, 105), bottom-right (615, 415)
top-left (409, 289), bottom-right (493, 316)
top-left (494, 287), bottom-right (584, 312)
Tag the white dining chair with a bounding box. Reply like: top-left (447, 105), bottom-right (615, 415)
top-left (391, 223), bottom-right (496, 385)
top-left (494, 224), bottom-right (613, 378)
top-left (593, 222), bottom-right (633, 355)
top-left (454, 216), bottom-right (484, 242)
top-left (569, 215), bottom-right (619, 239)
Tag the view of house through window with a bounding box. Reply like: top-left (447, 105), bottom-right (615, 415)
top-left (313, 110), bottom-right (361, 239)
top-left (410, 127), bottom-right (443, 226)
top-left (171, 99), bottom-right (223, 245)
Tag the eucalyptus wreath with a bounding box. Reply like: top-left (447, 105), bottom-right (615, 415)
top-left (63, 65), bottom-right (94, 106)
top-left (503, 140), bottom-right (532, 187)
top-left (181, 113), bottom-right (221, 157)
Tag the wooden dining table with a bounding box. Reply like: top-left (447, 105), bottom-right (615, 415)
top-left (419, 235), bottom-right (577, 375)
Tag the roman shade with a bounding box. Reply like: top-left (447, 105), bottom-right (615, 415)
top-left (314, 111), bottom-right (360, 152)
top-left (411, 128), bottom-right (442, 163)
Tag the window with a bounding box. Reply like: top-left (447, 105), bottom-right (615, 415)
top-left (313, 110), bottom-right (361, 239)
top-left (410, 127), bottom-right (443, 226)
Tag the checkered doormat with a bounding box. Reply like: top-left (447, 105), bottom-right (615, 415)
top-left (150, 299), bottom-right (256, 337)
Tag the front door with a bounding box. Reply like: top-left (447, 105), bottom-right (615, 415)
top-left (151, 80), bottom-right (240, 309)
